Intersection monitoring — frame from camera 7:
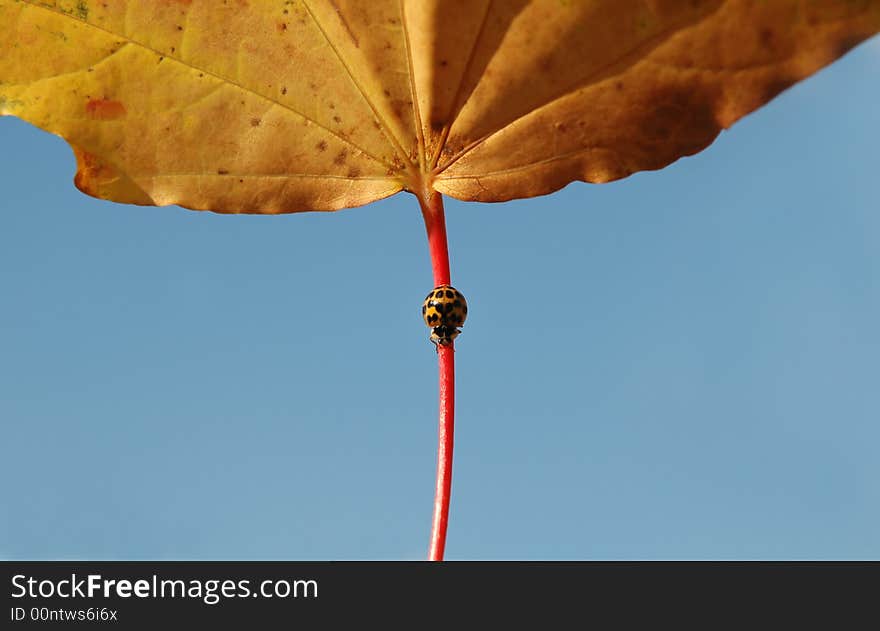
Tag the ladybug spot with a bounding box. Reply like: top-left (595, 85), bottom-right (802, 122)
top-left (445, 290), bottom-right (454, 298)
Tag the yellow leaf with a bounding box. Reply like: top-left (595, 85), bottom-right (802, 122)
top-left (2, 0), bottom-right (878, 212)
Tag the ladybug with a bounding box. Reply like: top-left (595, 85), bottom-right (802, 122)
top-left (422, 285), bottom-right (468, 347)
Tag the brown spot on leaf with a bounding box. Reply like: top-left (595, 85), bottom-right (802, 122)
top-left (390, 98), bottom-right (411, 120)
top-left (217, 168), bottom-right (229, 175)
top-left (85, 98), bottom-right (126, 120)
top-left (250, 117), bottom-right (261, 126)
top-left (347, 167), bottom-right (361, 178)
top-left (316, 140), bottom-right (327, 151)
top-left (636, 84), bottom-right (719, 156)
top-left (333, 150), bottom-right (348, 165)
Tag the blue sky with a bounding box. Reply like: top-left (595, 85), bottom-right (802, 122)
top-left (1, 37), bottom-right (878, 560)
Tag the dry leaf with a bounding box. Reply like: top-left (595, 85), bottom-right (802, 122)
top-left (1, 0), bottom-right (877, 212)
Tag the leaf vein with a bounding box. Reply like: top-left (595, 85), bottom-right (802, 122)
top-left (301, 0), bottom-right (412, 172)
top-left (430, 0), bottom-right (493, 171)
top-left (436, 144), bottom-right (614, 181)
top-left (138, 172), bottom-right (401, 181)
top-left (398, 0), bottom-right (425, 174)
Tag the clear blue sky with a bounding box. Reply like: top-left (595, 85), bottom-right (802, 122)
top-left (1, 38), bottom-right (878, 561)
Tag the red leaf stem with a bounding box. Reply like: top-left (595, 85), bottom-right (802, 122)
top-left (420, 191), bottom-right (451, 287)
top-left (419, 191), bottom-right (455, 562)
top-left (430, 344), bottom-right (455, 561)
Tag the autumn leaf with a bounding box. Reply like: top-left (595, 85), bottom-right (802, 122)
top-left (1, 0), bottom-right (878, 213)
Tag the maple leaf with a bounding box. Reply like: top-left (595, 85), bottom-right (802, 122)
top-left (1, 0), bottom-right (877, 213)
